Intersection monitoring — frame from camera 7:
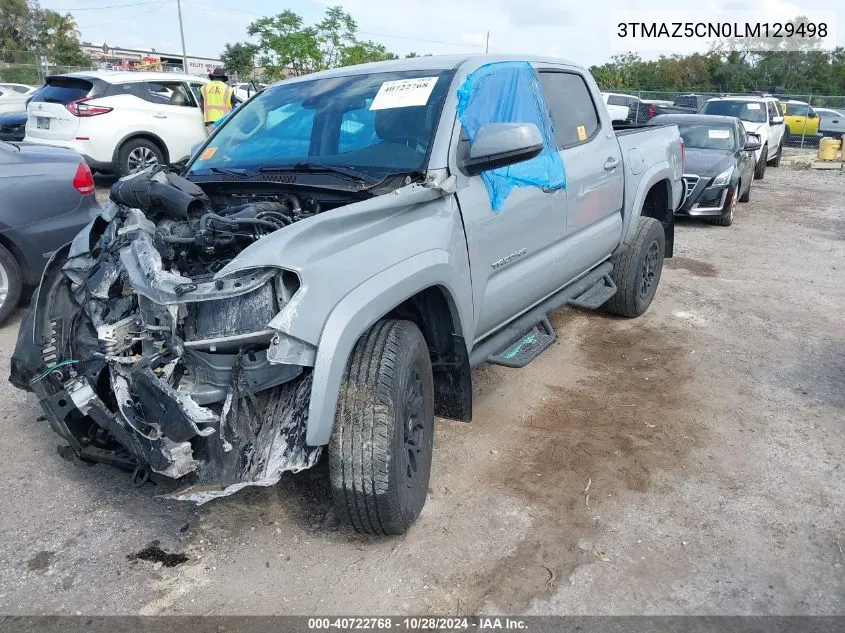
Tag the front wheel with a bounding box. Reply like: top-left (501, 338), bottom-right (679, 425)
top-left (754, 145), bottom-right (768, 179)
top-left (604, 216), bottom-right (665, 318)
top-left (329, 319), bottom-right (434, 535)
top-left (708, 184), bottom-right (737, 226)
top-left (769, 141), bottom-right (782, 167)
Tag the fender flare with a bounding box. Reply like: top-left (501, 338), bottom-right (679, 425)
top-left (619, 165), bottom-right (678, 248)
top-left (305, 250), bottom-right (468, 446)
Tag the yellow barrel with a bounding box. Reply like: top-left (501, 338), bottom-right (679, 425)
top-left (817, 136), bottom-right (842, 161)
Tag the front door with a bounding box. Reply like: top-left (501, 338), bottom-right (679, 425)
top-left (448, 66), bottom-right (568, 341)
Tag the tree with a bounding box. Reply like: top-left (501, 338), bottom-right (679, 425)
top-left (220, 42), bottom-right (256, 80)
top-left (34, 9), bottom-right (90, 66)
top-left (341, 40), bottom-right (396, 66)
top-left (247, 5), bottom-right (396, 78)
top-left (0, 0), bottom-right (33, 51)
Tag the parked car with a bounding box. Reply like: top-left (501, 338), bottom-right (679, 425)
top-left (232, 81), bottom-right (266, 101)
top-left (0, 83), bottom-right (37, 95)
top-left (700, 95), bottom-right (785, 179)
top-left (813, 107), bottom-right (845, 138)
top-left (672, 94), bottom-right (710, 112)
top-left (0, 111), bottom-right (26, 141)
top-left (11, 55), bottom-right (683, 534)
top-left (650, 114), bottom-right (758, 226)
top-left (23, 71), bottom-right (209, 177)
top-left (0, 141), bottom-right (99, 324)
top-left (627, 98), bottom-right (695, 123)
top-left (782, 99), bottom-right (821, 139)
top-left (601, 92), bottom-right (638, 122)
top-left (0, 86), bottom-right (30, 114)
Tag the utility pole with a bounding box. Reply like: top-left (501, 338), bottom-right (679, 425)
top-left (176, 0), bottom-right (188, 72)
top-left (485, 31), bottom-right (489, 54)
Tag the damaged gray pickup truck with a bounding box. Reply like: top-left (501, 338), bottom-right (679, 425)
top-left (10, 55), bottom-right (683, 535)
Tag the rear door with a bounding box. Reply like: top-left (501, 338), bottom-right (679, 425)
top-left (538, 67), bottom-right (624, 285)
top-left (25, 76), bottom-right (97, 141)
top-left (114, 80), bottom-right (205, 162)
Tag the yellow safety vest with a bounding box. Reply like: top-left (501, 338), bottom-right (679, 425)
top-left (200, 80), bottom-right (233, 123)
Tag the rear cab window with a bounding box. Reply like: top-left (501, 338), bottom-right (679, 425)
top-left (538, 71), bottom-right (600, 148)
top-left (29, 76), bottom-right (99, 105)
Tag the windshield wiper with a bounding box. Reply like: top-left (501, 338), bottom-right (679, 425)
top-left (204, 166), bottom-right (256, 178)
top-left (258, 162), bottom-right (377, 183)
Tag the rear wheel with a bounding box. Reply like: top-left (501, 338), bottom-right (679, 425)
top-left (604, 217), bottom-right (665, 318)
top-left (754, 145), bottom-right (767, 179)
top-left (329, 319), bottom-right (434, 535)
top-left (0, 243), bottom-right (23, 326)
top-left (117, 138), bottom-right (164, 177)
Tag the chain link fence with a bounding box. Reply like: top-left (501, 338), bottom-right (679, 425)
top-left (1, 49), bottom-right (96, 85)
top-left (616, 88), bottom-right (845, 148)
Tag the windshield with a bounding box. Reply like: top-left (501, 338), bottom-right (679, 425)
top-left (677, 123), bottom-right (736, 151)
top-left (701, 100), bottom-right (767, 123)
top-left (187, 69), bottom-right (454, 179)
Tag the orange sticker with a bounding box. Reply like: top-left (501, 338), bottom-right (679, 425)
top-left (200, 147), bottom-right (217, 160)
top-left (576, 125), bottom-right (587, 142)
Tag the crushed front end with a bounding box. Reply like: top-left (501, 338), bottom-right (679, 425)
top-left (9, 169), bottom-right (328, 503)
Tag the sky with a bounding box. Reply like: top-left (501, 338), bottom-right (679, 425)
top-left (39, 0), bottom-right (843, 67)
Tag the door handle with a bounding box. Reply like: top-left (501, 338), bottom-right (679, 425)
top-left (603, 157), bottom-right (620, 170)
top-left (541, 186), bottom-right (559, 193)
top-left (153, 113), bottom-right (167, 119)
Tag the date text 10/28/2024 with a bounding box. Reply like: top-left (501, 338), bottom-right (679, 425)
top-left (307, 617), bottom-right (529, 631)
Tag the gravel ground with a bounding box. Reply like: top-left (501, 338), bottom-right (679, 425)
top-left (0, 165), bottom-right (842, 615)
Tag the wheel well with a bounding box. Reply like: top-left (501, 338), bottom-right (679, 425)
top-left (0, 233), bottom-right (35, 286)
top-left (641, 178), bottom-right (674, 258)
top-left (114, 133), bottom-right (170, 167)
top-left (385, 286), bottom-right (472, 422)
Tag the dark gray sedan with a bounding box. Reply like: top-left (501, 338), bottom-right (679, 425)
top-left (650, 114), bottom-right (760, 227)
top-left (0, 141), bottom-right (100, 324)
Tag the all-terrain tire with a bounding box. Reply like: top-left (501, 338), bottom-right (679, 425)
top-left (754, 145), bottom-right (767, 179)
top-left (604, 216), bottom-right (665, 318)
top-left (329, 319), bottom-right (434, 535)
top-left (0, 243), bottom-right (23, 326)
top-left (117, 138), bottom-right (165, 177)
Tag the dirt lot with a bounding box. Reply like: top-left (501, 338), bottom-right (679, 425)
top-left (1, 164), bottom-right (843, 615)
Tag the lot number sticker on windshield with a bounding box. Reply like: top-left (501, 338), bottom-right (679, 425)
top-left (370, 77), bottom-right (438, 110)
top-left (708, 129), bottom-right (730, 139)
top-left (746, 103), bottom-right (761, 109)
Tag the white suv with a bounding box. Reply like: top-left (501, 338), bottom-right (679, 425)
top-left (24, 71), bottom-right (209, 176)
top-left (700, 95), bottom-right (786, 179)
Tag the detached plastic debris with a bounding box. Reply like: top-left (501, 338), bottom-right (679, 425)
top-left (456, 61), bottom-right (566, 210)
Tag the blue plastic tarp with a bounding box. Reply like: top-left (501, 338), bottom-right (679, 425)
top-left (456, 61), bottom-right (566, 210)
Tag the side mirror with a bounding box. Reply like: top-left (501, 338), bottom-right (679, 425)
top-left (771, 116), bottom-right (784, 125)
top-left (462, 122), bottom-right (544, 175)
top-left (808, 111), bottom-right (818, 119)
top-left (743, 139), bottom-right (761, 151)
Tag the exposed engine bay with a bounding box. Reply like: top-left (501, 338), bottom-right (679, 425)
top-left (9, 168), bottom-right (360, 503)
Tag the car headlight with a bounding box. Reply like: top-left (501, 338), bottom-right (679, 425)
top-left (712, 166), bottom-right (734, 187)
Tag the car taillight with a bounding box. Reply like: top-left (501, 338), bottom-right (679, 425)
top-left (648, 103), bottom-right (656, 119)
top-left (73, 162), bottom-right (95, 195)
top-left (66, 98), bottom-right (112, 117)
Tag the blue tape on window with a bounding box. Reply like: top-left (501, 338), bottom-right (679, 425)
top-left (456, 61), bottom-right (566, 211)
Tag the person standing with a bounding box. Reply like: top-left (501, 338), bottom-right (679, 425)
top-left (199, 68), bottom-right (237, 136)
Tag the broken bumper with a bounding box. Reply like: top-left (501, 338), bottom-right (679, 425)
top-left (9, 191), bottom-right (322, 503)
